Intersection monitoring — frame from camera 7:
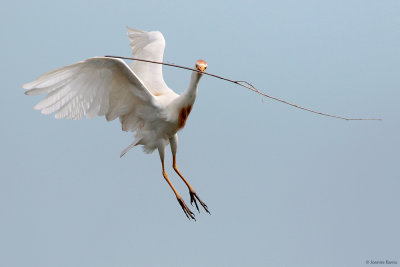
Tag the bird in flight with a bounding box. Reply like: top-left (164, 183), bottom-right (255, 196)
top-left (23, 27), bottom-right (209, 220)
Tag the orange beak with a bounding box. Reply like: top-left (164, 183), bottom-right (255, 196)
top-left (197, 65), bottom-right (206, 72)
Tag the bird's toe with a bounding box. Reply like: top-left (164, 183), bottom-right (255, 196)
top-left (189, 190), bottom-right (210, 214)
top-left (177, 196), bottom-right (196, 220)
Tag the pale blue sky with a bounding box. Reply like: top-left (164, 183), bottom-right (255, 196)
top-left (1, 0), bottom-right (399, 266)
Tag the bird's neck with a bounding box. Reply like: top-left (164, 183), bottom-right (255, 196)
top-left (179, 71), bottom-right (202, 106)
top-left (174, 71), bottom-right (202, 129)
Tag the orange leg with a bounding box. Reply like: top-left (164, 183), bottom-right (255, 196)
top-left (161, 160), bottom-right (195, 220)
top-left (173, 155), bottom-right (210, 214)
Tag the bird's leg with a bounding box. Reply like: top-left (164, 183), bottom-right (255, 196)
top-left (172, 155), bottom-right (210, 214)
top-left (169, 135), bottom-right (210, 214)
top-left (158, 145), bottom-right (195, 220)
top-left (161, 161), bottom-right (195, 220)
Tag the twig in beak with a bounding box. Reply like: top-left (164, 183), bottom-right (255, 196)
top-left (105, 55), bottom-right (381, 121)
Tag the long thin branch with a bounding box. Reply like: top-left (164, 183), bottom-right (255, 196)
top-left (105, 55), bottom-right (381, 121)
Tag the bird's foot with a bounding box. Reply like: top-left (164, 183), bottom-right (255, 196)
top-left (177, 196), bottom-right (196, 221)
top-left (189, 189), bottom-right (210, 214)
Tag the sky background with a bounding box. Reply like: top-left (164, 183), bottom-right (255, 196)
top-left (1, 0), bottom-right (399, 266)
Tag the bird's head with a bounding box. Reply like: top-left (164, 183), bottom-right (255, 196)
top-left (195, 59), bottom-right (207, 73)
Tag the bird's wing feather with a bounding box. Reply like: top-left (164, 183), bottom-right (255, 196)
top-left (23, 57), bottom-right (159, 131)
top-left (127, 27), bottom-right (174, 96)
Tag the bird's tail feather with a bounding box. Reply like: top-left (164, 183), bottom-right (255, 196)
top-left (120, 138), bottom-right (142, 158)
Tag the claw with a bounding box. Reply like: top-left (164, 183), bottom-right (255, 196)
top-left (189, 190), bottom-right (210, 214)
top-left (177, 196), bottom-right (196, 220)
top-left (190, 192), bottom-right (200, 212)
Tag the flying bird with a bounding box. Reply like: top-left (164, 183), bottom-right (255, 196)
top-left (23, 27), bottom-right (209, 220)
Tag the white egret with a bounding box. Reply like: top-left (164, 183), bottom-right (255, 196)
top-left (23, 27), bottom-right (209, 220)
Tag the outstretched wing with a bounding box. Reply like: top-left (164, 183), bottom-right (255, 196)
top-left (127, 27), bottom-right (174, 96)
top-left (23, 57), bottom-right (159, 132)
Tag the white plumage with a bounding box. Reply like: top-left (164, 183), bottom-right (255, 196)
top-left (23, 27), bottom-right (209, 220)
